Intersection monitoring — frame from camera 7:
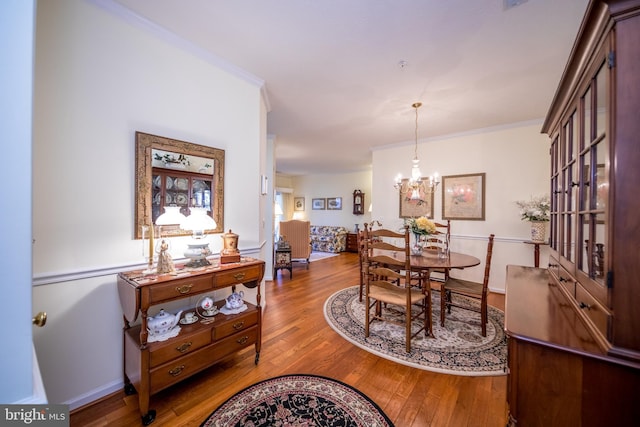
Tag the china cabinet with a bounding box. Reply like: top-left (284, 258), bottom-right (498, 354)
top-left (151, 168), bottom-right (212, 224)
top-left (117, 258), bottom-right (265, 425)
top-left (506, 1), bottom-right (640, 425)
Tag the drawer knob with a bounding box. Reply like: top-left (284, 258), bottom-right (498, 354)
top-left (236, 336), bottom-right (249, 345)
top-left (233, 321), bottom-right (245, 330)
top-left (579, 301), bottom-right (592, 310)
top-left (168, 365), bottom-right (185, 377)
top-left (176, 342), bottom-right (192, 353)
top-left (176, 284), bottom-right (193, 294)
top-left (233, 273), bottom-right (246, 281)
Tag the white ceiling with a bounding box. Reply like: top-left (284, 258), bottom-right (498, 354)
top-left (113, 0), bottom-right (590, 176)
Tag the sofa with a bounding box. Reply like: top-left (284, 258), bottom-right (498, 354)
top-left (310, 225), bottom-right (348, 253)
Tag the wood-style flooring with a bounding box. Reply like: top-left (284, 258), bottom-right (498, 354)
top-left (71, 252), bottom-right (508, 426)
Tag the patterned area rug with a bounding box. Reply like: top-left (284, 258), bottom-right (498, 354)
top-left (324, 286), bottom-right (507, 376)
top-left (200, 374), bottom-right (394, 427)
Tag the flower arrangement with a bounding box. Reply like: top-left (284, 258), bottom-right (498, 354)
top-left (406, 216), bottom-right (436, 235)
top-left (515, 195), bottom-right (550, 222)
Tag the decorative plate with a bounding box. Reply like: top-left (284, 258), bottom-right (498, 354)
top-left (176, 193), bottom-right (188, 205)
top-left (165, 178), bottom-right (173, 190)
top-left (176, 178), bottom-right (188, 190)
top-left (165, 193), bottom-right (173, 204)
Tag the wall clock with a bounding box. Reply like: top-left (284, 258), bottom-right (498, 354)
top-left (353, 190), bottom-right (365, 215)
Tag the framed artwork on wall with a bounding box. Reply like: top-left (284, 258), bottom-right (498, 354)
top-left (312, 198), bottom-right (326, 210)
top-left (294, 197), bottom-right (305, 211)
top-left (398, 179), bottom-right (435, 218)
top-left (327, 197), bottom-right (342, 210)
top-left (442, 173), bottom-right (486, 220)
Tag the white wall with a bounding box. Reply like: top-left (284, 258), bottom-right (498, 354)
top-left (372, 122), bottom-right (550, 292)
top-left (31, 0), bottom-right (268, 408)
top-left (289, 171), bottom-right (373, 233)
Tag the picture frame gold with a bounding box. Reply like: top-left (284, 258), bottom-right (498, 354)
top-left (294, 197), bottom-right (305, 211)
top-left (442, 173), bottom-right (486, 220)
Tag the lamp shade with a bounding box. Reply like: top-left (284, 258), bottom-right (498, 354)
top-left (180, 207), bottom-right (217, 232)
top-left (155, 206), bottom-right (187, 225)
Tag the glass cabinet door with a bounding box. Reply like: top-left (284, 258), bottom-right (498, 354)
top-left (578, 58), bottom-right (609, 299)
top-left (152, 169), bottom-right (214, 224)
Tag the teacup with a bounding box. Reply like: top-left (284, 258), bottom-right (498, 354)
top-left (184, 312), bottom-right (196, 322)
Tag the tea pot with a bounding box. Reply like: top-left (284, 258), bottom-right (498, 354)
top-left (147, 309), bottom-right (183, 336)
top-left (225, 291), bottom-right (245, 310)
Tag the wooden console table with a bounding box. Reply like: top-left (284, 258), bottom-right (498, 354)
top-left (117, 257), bottom-right (265, 425)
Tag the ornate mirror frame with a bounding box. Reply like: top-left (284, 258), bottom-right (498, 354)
top-left (135, 131), bottom-right (225, 239)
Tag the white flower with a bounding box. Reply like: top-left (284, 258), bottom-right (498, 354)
top-left (515, 195), bottom-right (550, 222)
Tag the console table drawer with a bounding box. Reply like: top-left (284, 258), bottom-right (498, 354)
top-left (147, 276), bottom-right (212, 303)
top-left (212, 310), bottom-right (258, 341)
top-left (149, 328), bottom-right (211, 368)
top-left (214, 265), bottom-right (262, 288)
top-left (214, 325), bottom-right (259, 359)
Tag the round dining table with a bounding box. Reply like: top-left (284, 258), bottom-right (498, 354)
top-left (409, 248), bottom-right (481, 271)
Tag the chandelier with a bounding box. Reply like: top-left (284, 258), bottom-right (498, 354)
top-left (394, 102), bottom-right (440, 200)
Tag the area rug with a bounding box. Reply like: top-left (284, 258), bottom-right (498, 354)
top-left (309, 251), bottom-right (339, 262)
top-left (200, 374), bottom-right (394, 427)
top-left (324, 286), bottom-right (507, 376)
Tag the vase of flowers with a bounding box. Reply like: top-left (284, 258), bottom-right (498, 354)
top-left (406, 216), bottom-right (436, 256)
top-left (516, 195), bottom-right (550, 243)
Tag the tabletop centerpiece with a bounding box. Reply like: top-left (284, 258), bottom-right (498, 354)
top-left (406, 216), bottom-right (436, 256)
top-left (515, 195), bottom-right (550, 242)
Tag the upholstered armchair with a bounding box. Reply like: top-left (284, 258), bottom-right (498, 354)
top-left (279, 220), bottom-right (312, 266)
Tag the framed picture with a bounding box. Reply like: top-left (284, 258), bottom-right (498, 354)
top-left (294, 197), bottom-right (305, 211)
top-left (327, 197), bottom-right (342, 210)
top-left (398, 179), bottom-right (435, 218)
top-left (442, 173), bottom-right (486, 220)
top-left (312, 198), bottom-right (326, 210)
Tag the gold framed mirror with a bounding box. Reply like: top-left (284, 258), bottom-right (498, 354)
top-left (135, 131), bottom-right (224, 239)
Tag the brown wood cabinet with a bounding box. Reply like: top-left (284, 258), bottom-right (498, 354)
top-left (505, 266), bottom-right (640, 427)
top-left (152, 167), bottom-right (213, 224)
top-left (542, 0), bottom-right (640, 363)
top-left (506, 1), bottom-right (640, 424)
top-left (346, 232), bottom-right (359, 253)
top-left (117, 258), bottom-right (265, 425)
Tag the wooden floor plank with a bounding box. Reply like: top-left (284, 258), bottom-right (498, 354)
top-left (70, 252), bottom-right (507, 426)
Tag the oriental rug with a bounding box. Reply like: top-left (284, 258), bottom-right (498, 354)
top-left (324, 286), bottom-right (507, 376)
top-left (200, 374), bottom-right (394, 427)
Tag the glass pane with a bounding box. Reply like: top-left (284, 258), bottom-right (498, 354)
top-left (192, 179), bottom-right (212, 211)
top-left (583, 87), bottom-right (592, 144)
top-left (594, 142), bottom-right (608, 211)
top-left (596, 63), bottom-right (607, 138)
top-left (581, 152), bottom-right (591, 211)
top-left (580, 217), bottom-right (590, 276)
top-left (152, 174), bottom-right (162, 223)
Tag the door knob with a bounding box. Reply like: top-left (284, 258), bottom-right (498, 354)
top-left (32, 312), bottom-right (47, 327)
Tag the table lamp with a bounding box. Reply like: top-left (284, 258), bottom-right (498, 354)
top-left (180, 207), bottom-right (217, 267)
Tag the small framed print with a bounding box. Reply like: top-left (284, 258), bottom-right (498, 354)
top-left (442, 173), bottom-right (486, 220)
top-left (312, 198), bottom-right (326, 210)
top-left (327, 197), bottom-right (342, 210)
top-left (294, 197), bottom-right (305, 211)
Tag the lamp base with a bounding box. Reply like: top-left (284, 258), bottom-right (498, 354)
top-left (184, 258), bottom-right (211, 268)
top-left (184, 239), bottom-right (212, 268)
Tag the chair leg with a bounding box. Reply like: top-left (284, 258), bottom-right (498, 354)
top-left (440, 288), bottom-right (446, 327)
top-left (481, 301), bottom-right (487, 337)
top-left (365, 296), bottom-right (370, 338)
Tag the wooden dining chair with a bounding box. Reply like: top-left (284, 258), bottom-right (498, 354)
top-left (440, 234), bottom-right (495, 336)
top-left (424, 220), bottom-right (451, 284)
top-left (363, 225), bottom-right (431, 352)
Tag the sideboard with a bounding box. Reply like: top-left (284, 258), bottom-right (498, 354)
top-left (505, 265), bottom-right (640, 426)
top-left (117, 257), bottom-right (265, 425)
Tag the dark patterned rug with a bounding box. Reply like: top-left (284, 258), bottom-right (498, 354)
top-left (324, 286), bottom-right (507, 376)
top-left (201, 374), bottom-right (394, 427)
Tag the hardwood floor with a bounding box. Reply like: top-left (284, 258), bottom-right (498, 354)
top-left (71, 252), bottom-right (508, 426)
